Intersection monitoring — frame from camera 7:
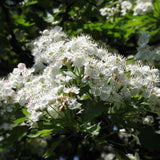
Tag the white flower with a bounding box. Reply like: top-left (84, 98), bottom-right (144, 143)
top-left (126, 153), bottom-right (136, 160)
top-left (101, 153), bottom-right (115, 160)
top-left (53, 8), bottom-right (60, 13)
top-left (121, 1), bottom-right (132, 16)
top-left (1, 26), bottom-right (160, 125)
top-left (72, 54), bottom-right (87, 68)
top-left (100, 88), bottom-right (112, 101)
top-left (143, 115), bottom-right (154, 125)
top-left (29, 111), bottom-right (43, 123)
top-left (99, 8), bottom-right (108, 16)
top-left (133, 1), bottom-right (153, 15)
top-left (63, 87), bottom-right (80, 94)
top-left (99, 6), bottom-right (117, 21)
top-left (120, 87), bottom-right (131, 98)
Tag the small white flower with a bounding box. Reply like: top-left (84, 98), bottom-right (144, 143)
top-left (143, 115), bottom-right (154, 125)
top-left (134, 1), bottom-right (153, 16)
top-left (121, 1), bottom-right (132, 16)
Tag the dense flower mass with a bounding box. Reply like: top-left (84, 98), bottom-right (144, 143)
top-left (99, 0), bottom-right (154, 19)
top-left (0, 26), bottom-right (160, 125)
top-left (133, 0), bottom-right (153, 15)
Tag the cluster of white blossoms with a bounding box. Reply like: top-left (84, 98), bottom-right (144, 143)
top-left (133, 0), bottom-right (153, 15)
top-left (120, 0), bottom-right (132, 16)
top-left (99, 0), bottom-right (153, 18)
top-left (99, 6), bottom-right (118, 21)
top-left (1, 26), bottom-right (160, 125)
top-left (99, 0), bottom-right (132, 19)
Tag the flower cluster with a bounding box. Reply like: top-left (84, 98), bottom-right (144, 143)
top-left (99, 5), bottom-right (119, 21)
top-left (133, 0), bottom-right (153, 16)
top-left (99, 0), bottom-right (153, 19)
top-left (121, 0), bottom-right (132, 16)
top-left (1, 26), bottom-right (160, 125)
top-left (0, 63), bottom-right (34, 115)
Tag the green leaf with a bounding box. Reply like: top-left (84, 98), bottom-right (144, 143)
top-left (38, 129), bottom-right (54, 137)
top-left (27, 132), bottom-right (40, 138)
top-left (114, 149), bottom-right (130, 160)
top-left (69, 103), bottom-right (82, 110)
top-left (0, 148), bottom-right (3, 153)
top-left (81, 93), bottom-right (90, 100)
top-left (86, 122), bottom-right (101, 136)
top-left (81, 100), bottom-right (107, 121)
top-left (12, 14), bottom-right (35, 27)
top-left (139, 126), bottom-right (160, 151)
top-left (68, 10), bottom-right (75, 17)
top-left (140, 102), bottom-right (148, 106)
top-left (7, 126), bottom-right (28, 144)
top-left (22, 108), bottom-right (30, 116)
top-left (155, 130), bottom-right (160, 134)
top-left (63, 71), bottom-right (76, 78)
top-left (124, 28), bottom-right (135, 42)
top-left (153, 0), bottom-right (160, 18)
top-left (126, 58), bottom-right (135, 64)
top-left (43, 136), bottom-right (66, 158)
top-left (24, 0), bottom-right (38, 6)
top-left (124, 71), bottom-right (131, 79)
top-left (13, 117), bottom-right (27, 124)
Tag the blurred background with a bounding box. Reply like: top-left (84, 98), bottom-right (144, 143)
top-left (1, 0), bottom-right (160, 76)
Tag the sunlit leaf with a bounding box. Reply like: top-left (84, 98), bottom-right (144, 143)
top-left (86, 122), bottom-right (101, 136)
top-left (13, 117), bottom-right (27, 124)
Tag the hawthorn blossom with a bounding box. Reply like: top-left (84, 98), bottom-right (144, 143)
top-left (133, 0), bottom-right (153, 15)
top-left (1, 26), bottom-right (160, 125)
top-left (121, 1), bottom-right (132, 16)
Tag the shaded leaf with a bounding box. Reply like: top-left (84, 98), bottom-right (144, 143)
top-left (81, 100), bottom-right (107, 121)
top-left (38, 129), bottom-right (54, 137)
top-left (43, 136), bottom-right (66, 158)
top-left (115, 149), bottom-right (130, 160)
